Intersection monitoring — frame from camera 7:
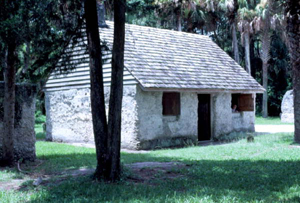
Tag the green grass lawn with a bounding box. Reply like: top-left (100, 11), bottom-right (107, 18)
top-left (35, 124), bottom-right (46, 140)
top-left (255, 116), bottom-right (294, 125)
top-left (1, 132), bottom-right (300, 202)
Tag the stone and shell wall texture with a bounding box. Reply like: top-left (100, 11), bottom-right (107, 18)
top-left (45, 84), bottom-right (255, 150)
top-left (45, 85), bottom-right (139, 149)
top-left (211, 93), bottom-right (255, 139)
top-left (281, 90), bottom-right (294, 123)
top-left (0, 82), bottom-right (37, 161)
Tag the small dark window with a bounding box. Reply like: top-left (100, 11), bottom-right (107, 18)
top-left (162, 92), bottom-right (180, 116)
top-left (232, 94), bottom-right (254, 112)
top-left (232, 94), bottom-right (239, 112)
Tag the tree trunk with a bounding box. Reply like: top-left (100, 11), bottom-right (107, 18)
top-left (294, 58), bottom-right (300, 143)
top-left (84, 0), bottom-right (109, 179)
top-left (1, 43), bottom-right (16, 167)
top-left (262, 61), bottom-right (268, 118)
top-left (261, 31), bottom-right (271, 118)
top-left (176, 12), bottom-right (182, 32)
top-left (286, 3), bottom-right (300, 143)
top-left (232, 23), bottom-right (240, 63)
top-left (23, 41), bottom-right (30, 74)
top-left (107, 0), bottom-right (126, 182)
top-left (244, 32), bottom-right (251, 74)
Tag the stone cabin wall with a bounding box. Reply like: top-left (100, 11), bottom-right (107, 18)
top-left (45, 84), bottom-right (199, 150)
top-left (211, 93), bottom-right (255, 139)
top-left (135, 86), bottom-right (198, 149)
top-left (0, 82), bottom-right (37, 161)
top-left (45, 85), bottom-right (255, 150)
top-left (45, 85), bottom-right (139, 149)
top-left (281, 90), bottom-right (294, 123)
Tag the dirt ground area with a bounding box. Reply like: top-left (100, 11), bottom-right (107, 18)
top-left (0, 161), bottom-right (187, 191)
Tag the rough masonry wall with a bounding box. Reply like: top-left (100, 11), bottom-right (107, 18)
top-left (212, 93), bottom-right (255, 139)
top-left (0, 83), bottom-right (37, 161)
top-left (46, 86), bottom-right (256, 149)
top-left (232, 93), bottom-right (255, 132)
top-left (104, 86), bottom-right (139, 149)
top-left (45, 88), bottom-right (93, 143)
top-left (212, 93), bottom-right (233, 138)
top-left (45, 85), bottom-right (139, 149)
top-left (136, 86), bottom-right (198, 149)
top-left (232, 112), bottom-right (255, 132)
top-left (281, 90), bottom-right (294, 123)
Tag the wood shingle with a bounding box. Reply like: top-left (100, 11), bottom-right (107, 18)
top-left (45, 21), bottom-right (264, 93)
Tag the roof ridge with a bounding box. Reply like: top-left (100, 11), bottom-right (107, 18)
top-left (104, 21), bottom-right (210, 39)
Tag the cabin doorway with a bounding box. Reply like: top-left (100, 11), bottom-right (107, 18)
top-left (198, 94), bottom-right (211, 141)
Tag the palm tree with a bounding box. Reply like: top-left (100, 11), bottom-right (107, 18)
top-left (219, 0), bottom-right (240, 63)
top-left (252, 0), bottom-right (273, 118)
top-left (155, 0), bottom-right (184, 31)
top-left (155, 0), bottom-right (221, 33)
top-left (237, 6), bottom-right (255, 74)
top-left (285, 0), bottom-right (300, 143)
top-left (253, 0), bottom-right (287, 118)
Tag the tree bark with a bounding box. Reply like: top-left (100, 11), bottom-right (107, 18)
top-left (294, 56), bottom-right (300, 143)
top-left (84, 0), bottom-right (109, 179)
top-left (232, 23), bottom-right (239, 63)
top-left (176, 11), bottom-right (182, 32)
top-left (107, 0), bottom-right (126, 181)
top-left (244, 32), bottom-right (251, 74)
top-left (262, 61), bottom-right (268, 118)
top-left (285, 2), bottom-right (300, 143)
top-left (1, 43), bottom-right (16, 167)
top-left (261, 31), bottom-right (271, 118)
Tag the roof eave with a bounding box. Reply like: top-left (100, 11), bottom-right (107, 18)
top-left (139, 85), bottom-right (265, 94)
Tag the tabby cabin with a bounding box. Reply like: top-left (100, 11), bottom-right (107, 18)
top-left (44, 21), bottom-right (264, 150)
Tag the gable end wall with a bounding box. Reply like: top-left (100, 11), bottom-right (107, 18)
top-left (45, 85), bottom-right (139, 149)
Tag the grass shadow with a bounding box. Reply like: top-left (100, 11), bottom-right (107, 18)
top-left (4, 132), bottom-right (299, 202)
top-left (36, 132), bottom-right (45, 140)
top-left (21, 150), bottom-right (300, 203)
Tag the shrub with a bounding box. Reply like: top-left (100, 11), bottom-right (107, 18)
top-left (35, 110), bottom-right (46, 124)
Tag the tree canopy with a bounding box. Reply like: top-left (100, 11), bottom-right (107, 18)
top-left (0, 0), bottom-right (83, 85)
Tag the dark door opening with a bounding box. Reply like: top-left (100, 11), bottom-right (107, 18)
top-left (198, 94), bottom-right (211, 141)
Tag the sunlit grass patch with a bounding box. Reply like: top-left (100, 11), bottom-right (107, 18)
top-left (35, 124), bottom-right (45, 140)
top-left (255, 116), bottom-right (294, 125)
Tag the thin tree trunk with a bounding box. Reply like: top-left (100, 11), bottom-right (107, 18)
top-left (0, 45), bottom-right (6, 80)
top-left (294, 60), bottom-right (300, 143)
top-left (1, 43), bottom-right (16, 166)
top-left (262, 61), bottom-right (268, 117)
top-left (244, 32), bottom-right (251, 74)
top-left (23, 41), bottom-right (30, 74)
top-left (286, 4), bottom-right (300, 143)
top-left (16, 41), bottom-right (30, 81)
top-left (176, 12), bottom-right (182, 31)
top-left (261, 31), bottom-right (271, 118)
top-left (214, 30), bottom-right (221, 46)
top-left (84, 0), bottom-right (109, 179)
top-left (232, 23), bottom-right (240, 63)
top-left (107, 0), bottom-right (126, 182)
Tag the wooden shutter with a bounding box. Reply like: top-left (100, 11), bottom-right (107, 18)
top-left (162, 92), bottom-right (180, 115)
top-left (238, 94), bottom-right (254, 111)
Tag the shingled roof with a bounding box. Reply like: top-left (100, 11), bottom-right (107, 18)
top-left (45, 21), bottom-right (264, 93)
